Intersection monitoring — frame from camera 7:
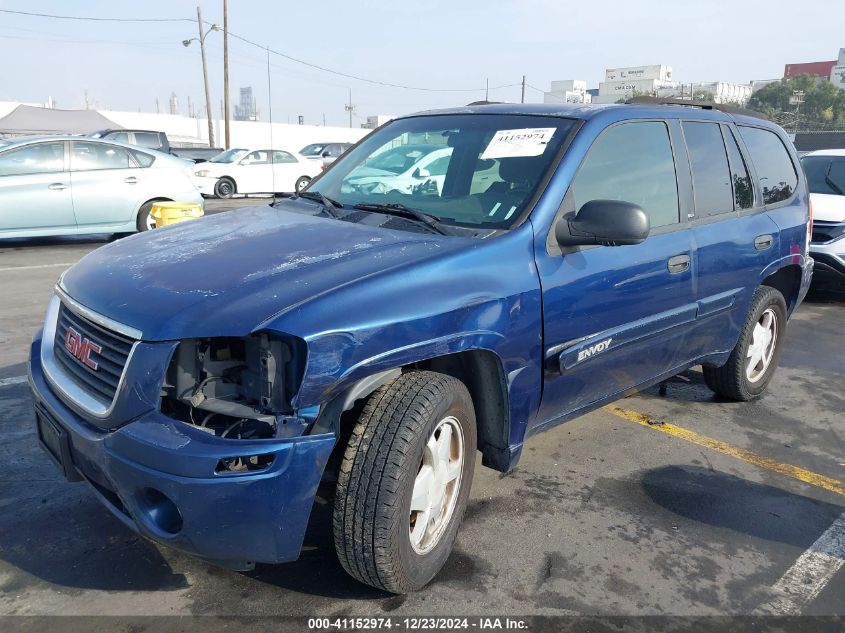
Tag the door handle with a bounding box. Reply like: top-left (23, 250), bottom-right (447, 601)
top-left (754, 234), bottom-right (773, 250)
top-left (47, 182), bottom-right (67, 191)
top-left (667, 254), bottom-right (691, 274)
top-left (124, 176), bottom-right (138, 184)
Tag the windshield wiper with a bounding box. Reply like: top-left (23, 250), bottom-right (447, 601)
top-left (294, 191), bottom-right (344, 219)
top-left (825, 165), bottom-right (845, 196)
top-left (352, 202), bottom-right (449, 235)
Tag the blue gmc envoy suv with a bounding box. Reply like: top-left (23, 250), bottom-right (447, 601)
top-left (29, 102), bottom-right (813, 593)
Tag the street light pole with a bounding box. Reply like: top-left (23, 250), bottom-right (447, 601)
top-left (223, 0), bottom-right (230, 149)
top-left (196, 6), bottom-right (214, 148)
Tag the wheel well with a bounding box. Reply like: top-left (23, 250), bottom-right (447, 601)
top-left (413, 350), bottom-right (510, 472)
top-left (762, 265), bottom-right (802, 315)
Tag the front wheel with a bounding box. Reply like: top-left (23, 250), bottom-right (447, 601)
top-left (295, 176), bottom-right (311, 192)
top-left (333, 371), bottom-right (477, 593)
top-left (703, 286), bottom-right (787, 401)
top-left (214, 177), bottom-right (235, 199)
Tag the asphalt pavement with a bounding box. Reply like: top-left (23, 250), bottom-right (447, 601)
top-left (0, 202), bottom-right (843, 619)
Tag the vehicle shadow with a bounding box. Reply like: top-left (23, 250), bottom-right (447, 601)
top-left (641, 465), bottom-right (843, 551)
top-left (0, 234), bottom-right (112, 251)
top-left (244, 489), bottom-right (391, 600)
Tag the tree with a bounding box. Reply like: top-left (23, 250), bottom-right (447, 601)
top-left (748, 76), bottom-right (845, 129)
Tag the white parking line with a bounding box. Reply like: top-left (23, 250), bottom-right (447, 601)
top-left (0, 262), bottom-right (75, 273)
top-left (0, 375), bottom-right (28, 388)
top-left (756, 512), bottom-right (845, 615)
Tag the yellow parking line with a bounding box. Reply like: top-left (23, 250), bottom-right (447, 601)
top-left (604, 405), bottom-right (845, 497)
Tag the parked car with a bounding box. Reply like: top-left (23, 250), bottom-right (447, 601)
top-left (89, 129), bottom-right (223, 164)
top-left (0, 136), bottom-right (202, 238)
top-left (800, 149), bottom-right (845, 284)
top-left (29, 103), bottom-right (812, 594)
top-left (299, 142), bottom-right (351, 159)
top-left (341, 145), bottom-right (453, 196)
top-left (191, 147), bottom-right (323, 197)
top-left (318, 142), bottom-right (353, 168)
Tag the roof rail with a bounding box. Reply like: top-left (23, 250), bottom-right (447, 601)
top-left (625, 96), bottom-right (769, 121)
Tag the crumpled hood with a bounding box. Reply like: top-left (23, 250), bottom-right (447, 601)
top-left (60, 203), bottom-right (461, 341)
top-left (810, 193), bottom-right (845, 222)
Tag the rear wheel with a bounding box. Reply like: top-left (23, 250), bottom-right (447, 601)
top-left (703, 286), bottom-right (787, 401)
top-left (214, 177), bottom-right (235, 198)
top-left (295, 176), bottom-right (311, 192)
top-left (333, 371), bottom-right (476, 593)
top-left (136, 201), bottom-right (156, 231)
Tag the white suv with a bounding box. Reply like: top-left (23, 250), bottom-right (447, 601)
top-left (801, 149), bottom-right (845, 285)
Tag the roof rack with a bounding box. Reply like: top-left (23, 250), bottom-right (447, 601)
top-left (625, 96), bottom-right (769, 121)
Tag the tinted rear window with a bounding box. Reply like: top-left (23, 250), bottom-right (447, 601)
top-left (801, 155), bottom-right (845, 196)
top-left (738, 126), bottom-right (798, 204)
top-left (682, 122), bottom-right (733, 217)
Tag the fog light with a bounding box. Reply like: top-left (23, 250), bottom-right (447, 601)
top-left (215, 453), bottom-right (275, 474)
top-left (137, 488), bottom-right (183, 535)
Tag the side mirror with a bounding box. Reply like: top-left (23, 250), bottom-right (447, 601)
top-left (555, 199), bottom-right (650, 248)
top-left (321, 150), bottom-right (332, 158)
top-left (413, 167), bottom-right (431, 179)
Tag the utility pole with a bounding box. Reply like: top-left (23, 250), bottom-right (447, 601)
top-left (223, 0), bottom-right (230, 149)
top-left (196, 6), bottom-right (215, 147)
top-left (345, 89), bottom-right (355, 128)
top-left (322, 113), bottom-right (326, 126)
top-left (485, 78), bottom-right (489, 101)
top-left (521, 75), bottom-right (526, 104)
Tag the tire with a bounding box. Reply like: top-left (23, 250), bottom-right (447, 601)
top-left (295, 176), bottom-right (311, 192)
top-left (703, 286), bottom-right (787, 401)
top-left (214, 177), bottom-right (235, 199)
top-left (136, 201), bottom-right (156, 232)
top-left (333, 370), bottom-right (477, 593)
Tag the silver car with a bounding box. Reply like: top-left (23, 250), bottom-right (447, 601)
top-left (0, 136), bottom-right (203, 238)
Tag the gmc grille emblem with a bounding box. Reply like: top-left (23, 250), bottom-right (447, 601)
top-left (64, 326), bottom-right (102, 371)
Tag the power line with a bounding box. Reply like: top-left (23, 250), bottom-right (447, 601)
top-left (0, 6), bottom-right (517, 94)
top-left (0, 8), bottom-right (191, 22)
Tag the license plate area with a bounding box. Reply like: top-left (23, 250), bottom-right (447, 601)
top-left (36, 406), bottom-right (82, 482)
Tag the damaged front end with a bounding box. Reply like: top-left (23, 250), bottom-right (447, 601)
top-left (160, 333), bottom-right (311, 473)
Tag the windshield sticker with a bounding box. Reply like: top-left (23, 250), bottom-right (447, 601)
top-left (481, 128), bottom-right (556, 159)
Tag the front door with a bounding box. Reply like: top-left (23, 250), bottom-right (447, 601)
top-left (237, 150), bottom-right (274, 193)
top-left (0, 141), bottom-right (75, 235)
top-left (534, 120), bottom-right (696, 430)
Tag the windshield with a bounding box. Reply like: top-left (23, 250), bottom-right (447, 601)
top-left (299, 143), bottom-right (327, 156)
top-left (308, 114), bottom-right (575, 229)
top-left (801, 155), bottom-right (845, 196)
top-left (210, 148), bottom-right (248, 163)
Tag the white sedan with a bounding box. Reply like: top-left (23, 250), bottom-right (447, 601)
top-left (192, 148), bottom-right (323, 198)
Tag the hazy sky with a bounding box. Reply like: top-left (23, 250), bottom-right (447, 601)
top-left (0, 0), bottom-right (841, 127)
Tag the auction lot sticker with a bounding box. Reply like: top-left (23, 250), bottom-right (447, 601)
top-left (481, 128), bottom-right (556, 159)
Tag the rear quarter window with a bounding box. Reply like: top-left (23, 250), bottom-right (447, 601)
top-left (738, 126), bottom-right (798, 205)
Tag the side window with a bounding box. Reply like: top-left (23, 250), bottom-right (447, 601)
top-left (681, 121), bottom-right (733, 218)
top-left (738, 126), bottom-right (797, 204)
top-left (107, 132), bottom-right (130, 144)
top-left (130, 150), bottom-right (155, 168)
top-left (242, 151), bottom-right (269, 165)
top-left (722, 126), bottom-right (753, 209)
top-left (272, 150), bottom-right (298, 164)
top-left (0, 142), bottom-right (64, 176)
top-left (424, 155), bottom-right (451, 177)
top-left (70, 142), bottom-right (133, 171)
top-left (571, 121), bottom-right (679, 228)
top-left (133, 132), bottom-right (161, 149)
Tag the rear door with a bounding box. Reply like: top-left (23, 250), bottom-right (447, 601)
top-left (0, 141), bottom-right (75, 235)
top-left (682, 121), bottom-right (788, 358)
top-left (69, 141), bottom-right (140, 229)
top-left (534, 119), bottom-right (697, 429)
top-left (270, 150), bottom-right (305, 192)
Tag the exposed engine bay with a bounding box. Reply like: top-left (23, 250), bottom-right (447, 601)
top-left (160, 335), bottom-right (307, 448)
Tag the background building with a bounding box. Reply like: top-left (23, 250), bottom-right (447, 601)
top-left (830, 48), bottom-right (845, 91)
top-left (234, 86), bottom-right (258, 122)
top-left (592, 64), bottom-right (676, 104)
top-left (361, 114), bottom-right (394, 129)
top-left (784, 60), bottom-right (837, 79)
top-left (543, 80), bottom-right (591, 104)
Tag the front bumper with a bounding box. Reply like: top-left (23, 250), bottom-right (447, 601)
top-left (809, 249), bottom-right (845, 283)
top-left (191, 176), bottom-right (219, 196)
top-left (29, 330), bottom-right (335, 569)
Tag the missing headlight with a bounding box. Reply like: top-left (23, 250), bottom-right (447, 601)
top-left (161, 333), bottom-right (298, 440)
